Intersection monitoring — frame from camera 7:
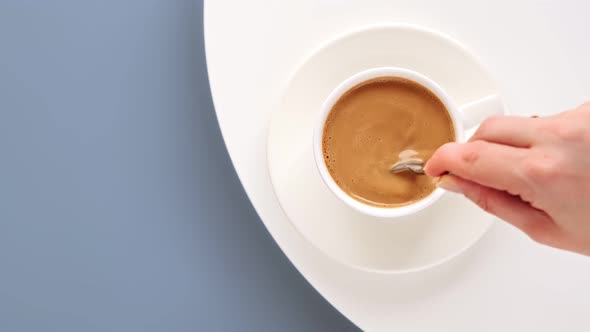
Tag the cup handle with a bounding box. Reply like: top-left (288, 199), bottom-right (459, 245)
top-left (459, 94), bottom-right (504, 129)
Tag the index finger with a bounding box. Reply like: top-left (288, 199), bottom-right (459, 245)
top-left (424, 141), bottom-right (530, 195)
top-left (468, 115), bottom-right (537, 147)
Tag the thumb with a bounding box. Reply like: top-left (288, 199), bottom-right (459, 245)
top-left (436, 175), bottom-right (560, 245)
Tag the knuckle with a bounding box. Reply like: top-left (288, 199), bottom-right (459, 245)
top-left (461, 141), bottom-right (484, 165)
top-left (536, 121), bottom-right (560, 137)
top-left (521, 156), bottom-right (560, 184)
top-left (538, 120), bottom-right (587, 143)
top-left (562, 125), bottom-right (588, 142)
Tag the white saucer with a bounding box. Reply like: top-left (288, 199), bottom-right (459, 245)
top-left (267, 24), bottom-right (504, 273)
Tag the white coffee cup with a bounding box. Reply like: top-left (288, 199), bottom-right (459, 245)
top-left (313, 67), bottom-right (504, 218)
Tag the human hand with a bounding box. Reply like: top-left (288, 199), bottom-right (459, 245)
top-left (424, 102), bottom-right (590, 255)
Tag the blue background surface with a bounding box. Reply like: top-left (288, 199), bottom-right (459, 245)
top-left (0, 1), bottom-right (359, 331)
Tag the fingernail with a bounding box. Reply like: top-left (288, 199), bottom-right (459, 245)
top-left (434, 175), bottom-right (463, 194)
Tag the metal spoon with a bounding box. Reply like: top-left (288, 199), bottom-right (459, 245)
top-left (390, 157), bottom-right (425, 174)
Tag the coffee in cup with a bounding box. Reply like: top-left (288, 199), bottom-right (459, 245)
top-left (322, 77), bottom-right (455, 207)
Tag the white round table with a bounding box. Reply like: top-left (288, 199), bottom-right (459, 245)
top-left (205, 1), bottom-right (590, 330)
